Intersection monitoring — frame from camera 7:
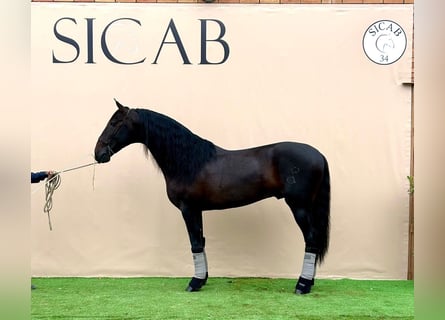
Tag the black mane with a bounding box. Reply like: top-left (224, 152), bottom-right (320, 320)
top-left (136, 109), bottom-right (217, 183)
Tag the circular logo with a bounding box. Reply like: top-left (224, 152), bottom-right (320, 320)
top-left (362, 20), bottom-right (407, 65)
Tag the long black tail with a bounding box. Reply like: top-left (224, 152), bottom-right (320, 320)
top-left (313, 155), bottom-right (331, 265)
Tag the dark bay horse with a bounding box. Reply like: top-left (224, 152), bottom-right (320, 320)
top-left (94, 99), bottom-right (330, 294)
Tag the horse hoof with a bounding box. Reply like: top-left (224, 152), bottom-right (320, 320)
top-left (295, 276), bottom-right (313, 294)
top-left (186, 285), bottom-right (199, 292)
top-left (295, 288), bottom-right (311, 295)
top-left (185, 277), bottom-right (206, 292)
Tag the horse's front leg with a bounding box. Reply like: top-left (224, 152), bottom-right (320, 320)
top-left (181, 206), bottom-right (208, 292)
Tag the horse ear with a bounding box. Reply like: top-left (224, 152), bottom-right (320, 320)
top-left (114, 98), bottom-right (125, 111)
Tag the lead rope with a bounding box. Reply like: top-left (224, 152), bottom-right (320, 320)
top-left (43, 161), bottom-right (97, 231)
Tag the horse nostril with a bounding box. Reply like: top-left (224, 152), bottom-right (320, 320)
top-left (95, 150), bottom-right (110, 163)
top-left (100, 153), bottom-right (110, 163)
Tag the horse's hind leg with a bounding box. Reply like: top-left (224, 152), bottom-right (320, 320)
top-left (181, 207), bottom-right (208, 292)
top-left (285, 199), bottom-right (318, 294)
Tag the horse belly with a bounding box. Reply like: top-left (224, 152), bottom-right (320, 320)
top-left (194, 167), bottom-right (281, 210)
top-left (205, 185), bottom-right (273, 210)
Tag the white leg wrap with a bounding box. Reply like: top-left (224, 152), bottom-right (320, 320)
top-left (193, 251), bottom-right (207, 279)
top-left (301, 252), bottom-right (317, 280)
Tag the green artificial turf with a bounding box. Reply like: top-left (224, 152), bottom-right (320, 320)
top-left (31, 277), bottom-right (413, 319)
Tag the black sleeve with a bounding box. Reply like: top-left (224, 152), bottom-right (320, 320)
top-left (31, 171), bottom-right (48, 183)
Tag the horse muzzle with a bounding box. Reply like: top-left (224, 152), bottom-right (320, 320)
top-left (94, 146), bottom-right (112, 163)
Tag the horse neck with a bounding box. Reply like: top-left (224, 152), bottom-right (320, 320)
top-left (137, 109), bottom-right (183, 160)
top-left (136, 109), bottom-right (216, 182)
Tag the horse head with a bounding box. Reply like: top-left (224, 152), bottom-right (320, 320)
top-left (94, 99), bottom-right (139, 163)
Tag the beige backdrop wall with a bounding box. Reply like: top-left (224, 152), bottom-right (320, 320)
top-left (31, 3), bottom-right (413, 279)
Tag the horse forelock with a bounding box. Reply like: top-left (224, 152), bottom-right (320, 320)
top-left (136, 109), bottom-right (216, 183)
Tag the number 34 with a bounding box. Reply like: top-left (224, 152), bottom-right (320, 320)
top-left (380, 55), bottom-right (389, 63)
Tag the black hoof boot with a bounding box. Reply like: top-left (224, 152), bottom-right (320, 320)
top-left (295, 276), bottom-right (313, 294)
top-left (202, 272), bottom-right (209, 286)
top-left (186, 275), bottom-right (207, 292)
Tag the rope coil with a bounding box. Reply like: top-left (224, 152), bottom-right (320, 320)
top-left (44, 174), bottom-right (61, 231)
top-left (40, 161), bottom-right (97, 231)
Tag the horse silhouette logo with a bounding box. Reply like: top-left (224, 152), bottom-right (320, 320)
top-left (363, 20), bottom-right (407, 65)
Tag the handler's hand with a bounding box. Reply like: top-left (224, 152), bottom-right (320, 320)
top-left (47, 171), bottom-right (56, 180)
